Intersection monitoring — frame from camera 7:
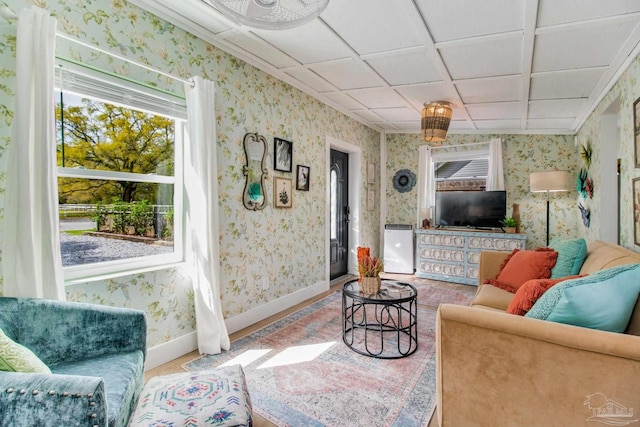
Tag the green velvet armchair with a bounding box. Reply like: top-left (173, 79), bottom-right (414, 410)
top-left (0, 297), bottom-right (147, 427)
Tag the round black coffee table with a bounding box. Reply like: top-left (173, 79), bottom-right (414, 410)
top-left (342, 279), bottom-right (418, 359)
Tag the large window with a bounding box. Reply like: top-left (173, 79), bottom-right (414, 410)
top-left (55, 61), bottom-right (185, 280)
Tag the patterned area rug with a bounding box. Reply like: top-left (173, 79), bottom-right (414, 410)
top-left (183, 283), bottom-right (474, 427)
top-left (411, 280), bottom-right (476, 308)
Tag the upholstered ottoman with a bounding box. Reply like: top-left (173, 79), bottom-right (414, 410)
top-left (128, 365), bottom-right (253, 426)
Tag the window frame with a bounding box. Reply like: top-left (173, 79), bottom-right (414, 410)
top-left (432, 148), bottom-right (490, 188)
top-left (55, 62), bottom-right (185, 281)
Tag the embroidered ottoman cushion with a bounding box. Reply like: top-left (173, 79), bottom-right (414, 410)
top-left (128, 365), bottom-right (252, 426)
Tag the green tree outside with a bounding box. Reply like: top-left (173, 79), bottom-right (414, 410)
top-left (56, 97), bottom-right (175, 204)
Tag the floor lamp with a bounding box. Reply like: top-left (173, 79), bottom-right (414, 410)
top-left (530, 170), bottom-right (572, 245)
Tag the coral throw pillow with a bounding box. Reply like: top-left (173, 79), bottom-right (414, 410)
top-left (484, 248), bottom-right (558, 293)
top-left (507, 276), bottom-right (582, 316)
top-left (357, 247), bottom-right (370, 282)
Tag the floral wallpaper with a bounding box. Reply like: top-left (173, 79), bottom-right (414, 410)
top-left (0, 0), bottom-right (380, 348)
top-left (385, 133), bottom-right (580, 249)
top-left (575, 54), bottom-right (640, 250)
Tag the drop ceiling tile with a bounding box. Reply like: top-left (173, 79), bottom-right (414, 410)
top-left (395, 82), bottom-right (459, 111)
top-left (352, 110), bottom-right (384, 122)
top-left (252, 20), bottom-right (352, 64)
top-left (439, 36), bottom-right (522, 80)
top-left (466, 102), bottom-right (521, 120)
top-left (377, 123), bottom-right (401, 131)
top-left (537, 0), bottom-right (640, 27)
top-left (161, 0), bottom-right (234, 34)
top-left (530, 68), bottom-right (606, 100)
top-left (347, 88), bottom-right (408, 109)
top-left (532, 19), bottom-right (639, 72)
top-left (222, 32), bottom-right (299, 69)
top-left (448, 120), bottom-right (475, 131)
top-left (455, 75), bottom-right (521, 104)
top-left (416, 0), bottom-right (524, 43)
top-left (366, 49), bottom-right (442, 85)
top-left (528, 99), bottom-right (586, 119)
top-left (308, 59), bottom-right (386, 90)
top-left (474, 119), bottom-right (522, 130)
top-left (392, 122), bottom-right (421, 132)
top-left (321, 0), bottom-right (426, 55)
top-left (284, 68), bottom-right (336, 93)
top-left (450, 109), bottom-right (467, 121)
top-left (372, 107), bottom-right (419, 122)
top-left (321, 92), bottom-right (366, 110)
top-left (526, 118), bottom-right (576, 130)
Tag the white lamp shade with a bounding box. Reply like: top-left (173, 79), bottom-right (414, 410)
top-left (530, 170), bottom-right (572, 193)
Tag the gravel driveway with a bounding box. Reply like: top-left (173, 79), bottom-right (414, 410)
top-left (59, 219), bottom-right (172, 266)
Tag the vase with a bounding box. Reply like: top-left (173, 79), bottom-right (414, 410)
top-left (505, 227), bottom-right (516, 234)
top-left (361, 276), bottom-right (381, 294)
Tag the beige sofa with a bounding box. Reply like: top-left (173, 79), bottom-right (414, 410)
top-left (436, 240), bottom-right (640, 427)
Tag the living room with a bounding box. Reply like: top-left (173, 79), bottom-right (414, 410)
top-left (1, 0), bottom-right (640, 425)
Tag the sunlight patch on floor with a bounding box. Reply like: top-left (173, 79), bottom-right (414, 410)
top-left (219, 349), bottom-right (272, 368)
top-left (257, 342), bottom-right (336, 369)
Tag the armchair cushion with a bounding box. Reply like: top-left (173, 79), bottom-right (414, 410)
top-left (0, 328), bottom-right (50, 373)
top-left (0, 297), bottom-right (147, 427)
top-left (53, 351), bottom-right (144, 427)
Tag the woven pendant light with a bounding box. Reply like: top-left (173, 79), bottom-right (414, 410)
top-left (421, 101), bottom-right (453, 145)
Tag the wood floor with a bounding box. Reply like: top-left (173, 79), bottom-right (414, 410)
top-left (144, 273), bottom-right (453, 427)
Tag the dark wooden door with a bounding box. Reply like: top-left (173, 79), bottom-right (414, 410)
top-left (330, 149), bottom-right (349, 279)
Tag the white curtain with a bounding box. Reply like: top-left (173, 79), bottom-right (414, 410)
top-left (2, 7), bottom-right (65, 300)
top-left (184, 76), bottom-right (230, 355)
top-left (486, 137), bottom-right (505, 191)
top-left (417, 145), bottom-right (435, 228)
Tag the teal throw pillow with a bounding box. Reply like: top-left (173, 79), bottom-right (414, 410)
top-left (549, 238), bottom-right (587, 278)
top-left (0, 328), bottom-right (51, 373)
top-left (525, 264), bottom-right (640, 332)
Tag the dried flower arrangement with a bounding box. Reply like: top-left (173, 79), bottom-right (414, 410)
top-left (358, 254), bottom-right (383, 278)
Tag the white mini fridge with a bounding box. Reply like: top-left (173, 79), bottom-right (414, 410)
top-left (383, 224), bottom-right (414, 274)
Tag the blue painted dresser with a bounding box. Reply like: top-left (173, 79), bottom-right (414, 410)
top-left (415, 228), bottom-right (526, 285)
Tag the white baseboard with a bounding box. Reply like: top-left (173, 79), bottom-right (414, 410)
top-left (145, 280), bottom-right (330, 371)
top-left (145, 330), bottom-right (198, 371)
top-left (225, 280), bottom-right (329, 334)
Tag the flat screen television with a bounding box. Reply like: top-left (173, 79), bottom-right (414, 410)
top-left (434, 191), bottom-right (507, 229)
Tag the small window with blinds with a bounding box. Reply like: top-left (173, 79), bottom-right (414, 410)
top-left (54, 60), bottom-right (185, 280)
top-left (435, 159), bottom-right (488, 192)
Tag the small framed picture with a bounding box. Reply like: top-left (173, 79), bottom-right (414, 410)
top-left (634, 178), bottom-right (640, 245)
top-left (274, 177), bottom-right (293, 208)
top-left (367, 161), bottom-right (376, 184)
top-left (634, 97), bottom-right (640, 168)
top-left (366, 188), bottom-right (376, 211)
top-left (296, 165), bottom-right (310, 191)
top-left (274, 137), bottom-right (293, 172)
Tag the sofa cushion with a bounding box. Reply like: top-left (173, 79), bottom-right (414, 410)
top-left (549, 238), bottom-right (587, 278)
top-left (484, 248), bottom-right (558, 292)
top-left (472, 284), bottom-right (513, 311)
top-left (52, 350), bottom-right (144, 427)
top-left (0, 328), bottom-right (51, 374)
top-left (580, 240), bottom-right (640, 275)
top-left (525, 264), bottom-right (640, 332)
top-left (507, 276), bottom-right (581, 316)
